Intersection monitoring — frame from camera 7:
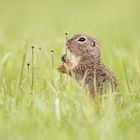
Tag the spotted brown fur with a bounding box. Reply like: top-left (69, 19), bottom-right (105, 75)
top-left (58, 34), bottom-right (117, 97)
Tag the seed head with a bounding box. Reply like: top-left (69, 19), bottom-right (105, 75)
top-left (51, 49), bottom-right (54, 53)
top-left (65, 31), bottom-right (68, 36)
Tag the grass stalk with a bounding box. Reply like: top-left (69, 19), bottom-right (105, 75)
top-left (51, 49), bottom-right (55, 86)
top-left (36, 47), bottom-right (41, 91)
top-left (18, 37), bottom-right (28, 89)
top-left (31, 46), bottom-right (35, 94)
top-left (65, 32), bottom-right (68, 86)
top-left (122, 58), bottom-right (131, 93)
top-left (27, 63), bottom-right (30, 84)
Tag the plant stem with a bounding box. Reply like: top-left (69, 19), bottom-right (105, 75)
top-left (31, 46), bottom-right (35, 94)
top-left (19, 37), bottom-right (28, 89)
top-left (122, 59), bottom-right (131, 92)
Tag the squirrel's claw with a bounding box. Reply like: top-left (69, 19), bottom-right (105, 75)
top-left (58, 64), bottom-right (67, 73)
top-left (61, 54), bottom-right (67, 63)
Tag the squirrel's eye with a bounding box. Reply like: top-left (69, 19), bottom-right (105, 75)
top-left (78, 37), bottom-right (86, 42)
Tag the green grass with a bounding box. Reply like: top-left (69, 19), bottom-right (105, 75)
top-left (0, 0), bottom-right (140, 140)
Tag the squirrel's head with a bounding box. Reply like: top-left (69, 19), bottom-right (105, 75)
top-left (66, 34), bottom-right (100, 58)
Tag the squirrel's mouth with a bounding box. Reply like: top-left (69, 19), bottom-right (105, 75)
top-left (67, 47), bottom-right (77, 57)
top-left (68, 47), bottom-right (72, 53)
top-left (67, 46), bottom-right (72, 53)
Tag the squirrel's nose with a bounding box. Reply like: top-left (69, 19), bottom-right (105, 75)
top-left (65, 42), bottom-right (69, 46)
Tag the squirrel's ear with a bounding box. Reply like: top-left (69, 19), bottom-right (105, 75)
top-left (92, 41), bottom-right (96, 47)
top-left (89, 37), bottom-right (96, 47)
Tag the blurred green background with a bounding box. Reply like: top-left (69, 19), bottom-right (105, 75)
top-left (0, 0), bottom-right (140, 140)
top-left (0, 0), bottom-right (140, 77)
top-left (0, 0), bottom-right (140, 43)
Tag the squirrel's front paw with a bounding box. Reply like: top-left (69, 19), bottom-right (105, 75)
top-left (61, 54), bottom-right (67, 63)
top-left (58, 64), bottom-right (67, 73)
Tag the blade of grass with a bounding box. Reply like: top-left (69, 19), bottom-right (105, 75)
top-left (122, 58), bottom-right (131, 93)
top-left (18, 37), bottom-right (28, 89)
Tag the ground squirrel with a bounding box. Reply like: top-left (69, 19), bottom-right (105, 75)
top-left (58, 34), bottom-right (117, 97)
